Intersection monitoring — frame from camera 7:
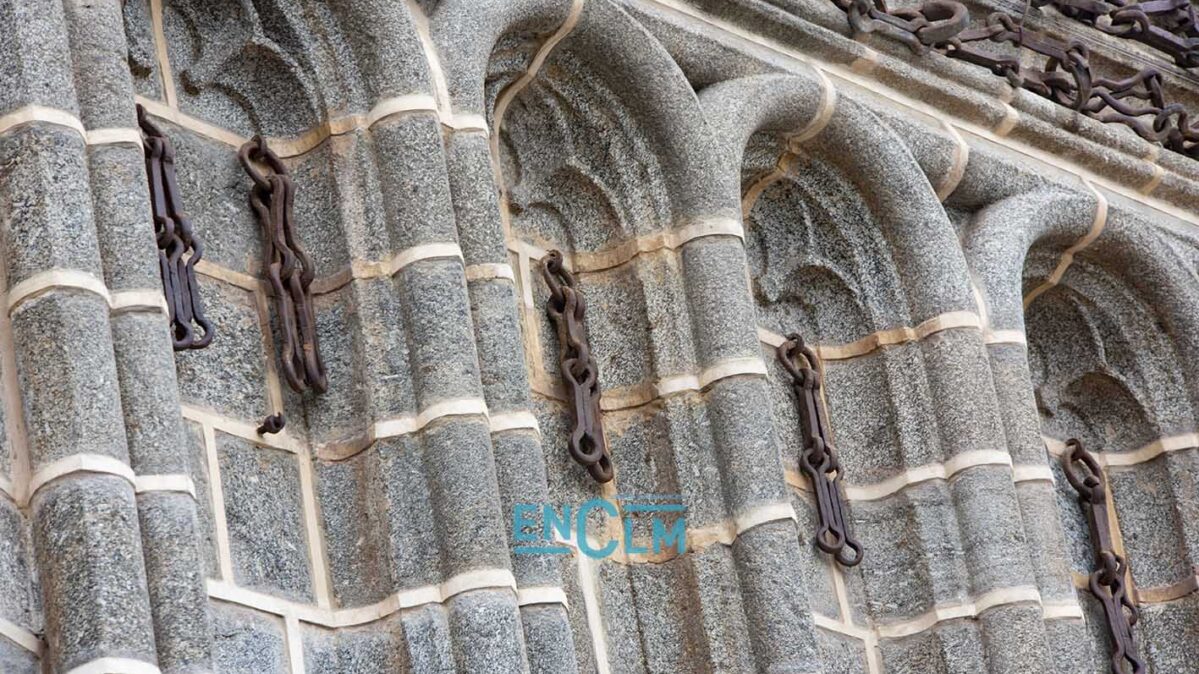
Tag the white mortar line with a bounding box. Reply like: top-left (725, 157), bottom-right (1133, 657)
top-left (741, 153), bottom-right (797, 219)
top-left (149, 0), bottom-right (177, 108)
top-left (133, 474), bottom-right (197, 498)
top-left (637, 0), bottom-right (1199, 231)
top-left (0, 251), bottom-right (30, 508)
top-left (0, 615), bottom-right (41, 654)
top-left (181, 405), bottom-right (304, 453)
top-left (65, 658), bottom-right (161, 674)
top-left (1023, 179), bottom-right (1109, 309)
top-left (205, 423), bottom-right (235, 582)
top-left (811, 612), bottom-right (872, 640)
top-left (297, 446), bottom-right (333, 609)
top-left (517, 585), bottom-right (570, 608)
top-left (489, 410), bottom-right (541, 435)
top-left (787, 66), bottom-right (837, 147)
top-left (601, 356), bottom-right (768, 411)
top-left (110, 289), bottom-right (169, 315)
top-left (208, 569), bottom-right (542, 629)
top-left (85, 127), bottom-right (143, 147)
top-left (876, 586), bottom-right (1062, 639)
top-left (0, 104), bottom-right (85, 138)
top-left (464, 262), bottom-right (516, 282)
top-left (26, 454), bottom-right (136, 502)
top-left (935, 119), bottom-right (969, 201)
top-left (253, 287), bottom-right (288, 424)
top-left (284, 615), bottom-right (306, 674)
top-left (1011, 464), bottom-right (1055, 485)
top-left (842, 450), bottom-right (1013, 501)
top-left (403, 0), bottom-right (453, 117)
top-left (6, 269), bottom-right (167, 319)
top-left (1043, 432), bottom-right (1199, 467)
top-left (576, 549), bottom-right (612, 674)
top-left (1042, 599), bottom-right (1086, 620)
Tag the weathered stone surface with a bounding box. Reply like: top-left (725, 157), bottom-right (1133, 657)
top-left (211, 601), bottom-right (288, 674)
top-left (217, 434), bottom-right (313, 602)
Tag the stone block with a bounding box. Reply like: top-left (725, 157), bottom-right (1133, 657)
top-left (31, 475), bottom-right (156, 673)
top-left (302, 616), bottom-right (407, 674)
top-left (823, 344), bottom-right (940, 485)
top-left (0, 125), bottom-right (101, 286)
top-left (61, 0), bottom-right (136, 130)
top-left (0, 0), bottom-right (77, 115)
top-left (1107, 457), bottom-right (1192, 589)
top-left (0, 637), bottom-right (39, 674)
top-left (447, 590), bottom-right (527, 673)
top-left (444, 133), bottom-right (506, 266)
top-left (419, 418), bottom-right (510, 576)
top-left (175, 280), bottom-right (269, 420)
top-left (876, 619), bottom-right (987, 674)
top-left (974, 603), bottom-right (1054, 674)
top-left (791, 491), bottom-right (842, 620)
top-left (371, 114), bottom-right (460, 249)
top-left (0, 497), bottom-right (35, 631)
top-left (348, 277), bottom-right (417, 423)
top-left (949, 466), bottom-right (1037, 594)
top-left (111, 311), bottom-right (190, 475)
top-left (397, 258), bottom-right (485, 405)
top-left (210, 601), bottom-right (288, 674)
top-left (305, 286), bottom-right (372, 446)
top-left (629, 252), bottom-right (700, 380)
top-left (731, 519), bottom-right (822, 672)
top-left (595, 560), bottom-right (647, 674)
top-left (12, 291), bottom-right (128, 470)
top-left (87, 144), bottom-right (160, 291)
top-left (314, 450), bottom-right (393, 608)
top-left (678, 236), bottom-right (760, 366)
top-left (468, 277), bottom-right (532, 412)
top-left (400, 603), bottom-right (456, 673)
top-left (163, 120), bottom-right (262, 275)
top-left (685, 543), bottom-right (757, 672)
top-left (376, 436), bottom-right (440, 589)
top-left (704, 376), bottom-right (790, 514)
top-left (520, 603), bottom-right (580, 674)
top-left (121, 0), bottom-right (162, 100)
top-left (135, 491), bottom-right (214, 673)
top-left (282, 141), bottom-right (351, 278)
top-left (184, 420), bottom-right (220, 579)
top-left (852, 481), bottom-right (967, 623)
top-left (490, 431), bottom-right (560, 588)
top-left (1138, 593), bottom-right (1199, 674)
top-left (217, 433), bottom-right (313, 602)
top-left (816, 627), bottom-right (869, 674)
top-left (918, 329), bottom-right (1006, 458)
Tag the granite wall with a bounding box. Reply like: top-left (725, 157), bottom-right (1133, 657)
top-left (0, 0), bottom-right (1194, 672)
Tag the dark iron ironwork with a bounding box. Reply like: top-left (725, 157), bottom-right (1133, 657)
top-left (1062, 439), bottom-right (1146, 674)
top-left (238, 135), bottom-right (327, 396)
top-left (138, 104), bottom-right (214, 351)
top-left (239, 135), bottom-right (325, 436)
top-left (542, 250), bottom-right (613, 483)
top-left (777, 333), bottom-right (863, 567)
top-left (829, 0), bottom-right (1199, 158)
top-left (258, 413), bottom-right (286, 435)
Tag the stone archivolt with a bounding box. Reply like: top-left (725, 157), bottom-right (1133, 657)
top-left (0, 1), bottom-right (1192, 673)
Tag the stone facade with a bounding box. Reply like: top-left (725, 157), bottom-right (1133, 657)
top-left (0, 0), bottom-right (1195, 672)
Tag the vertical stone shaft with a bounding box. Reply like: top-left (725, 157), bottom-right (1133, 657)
top-left (373, 113), bottom-right (530, 672)
top-left (0, 0), bottom-right (159, 671)
top-left (60, 1), bottom-right (214, 671)
top-left (445, 129), bottom-right (580, 671)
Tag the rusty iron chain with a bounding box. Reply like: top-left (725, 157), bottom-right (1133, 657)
top-left (137, 105), bottom-right (214, 351)
top-left (1062, 439), bottom-right (1146, 674)
top-left (542, 250), bottom-right (613, 483)
top-left (239, 136), bottom-right (327, 434)
top-left (777, 333), bottom-right (864, 567)
top-left (830, 0), bottom-right (1199, 158)
top-left (1035, 0), bottom-right (1199, 68)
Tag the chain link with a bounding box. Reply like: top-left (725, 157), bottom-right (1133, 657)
top-left (1062, 439), bottom-right (1146, 674)
top-left (138, 105), bottom-right (214, 351)
top-left (777, 333), bottom-right (864, 567)
top-left (830, 0), bottom-right (1199, 158)
top-left (542, 250), bottom-right (613, 483)
top-left (239, 136), bottom-right (327, 433)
